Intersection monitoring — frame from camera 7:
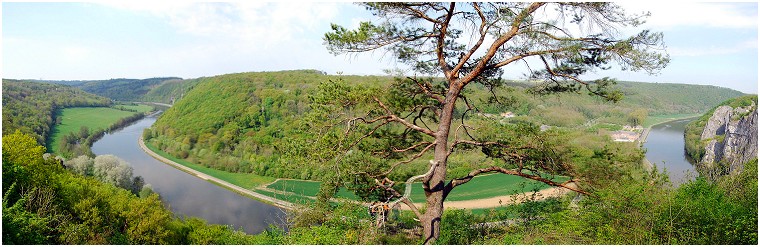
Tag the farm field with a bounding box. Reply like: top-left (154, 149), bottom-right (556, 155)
top-left (266, 173), bottom-right (566, 204)
top-left (47, 106), bottom-right (150, 154)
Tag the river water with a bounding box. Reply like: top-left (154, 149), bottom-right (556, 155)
top-left (91, 115), bottom-right (285, 234)
top-left (643, 118), bottom-right (698, 186)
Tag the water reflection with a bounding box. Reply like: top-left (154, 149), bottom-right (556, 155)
top-left (643, 118), bottom-right (698, 186)
top-left (91, 115), bottom-right (285, 234)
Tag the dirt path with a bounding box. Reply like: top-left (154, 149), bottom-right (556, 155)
top-left (398, 182), bottom-right (578, 210)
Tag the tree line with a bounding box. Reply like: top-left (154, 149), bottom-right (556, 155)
top-left (2, 79), bottom-right (111, 146)
top-left (57, 110), bottom-right (151, 158)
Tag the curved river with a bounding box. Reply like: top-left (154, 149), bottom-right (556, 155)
top-left (91, 114), bottom-right (285, 234)
top-left (643, 118), bottom-right (698, 186)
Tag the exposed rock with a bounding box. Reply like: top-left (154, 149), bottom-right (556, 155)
top-left (699, 104), bottom-right (758, 175)
top-left (722, 108), bottom-right (757, 173)
top-left (700, 105), bottom-right (732, 140)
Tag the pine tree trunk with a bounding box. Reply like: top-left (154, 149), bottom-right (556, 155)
top-left (421, 86), bottom-right (459, 244)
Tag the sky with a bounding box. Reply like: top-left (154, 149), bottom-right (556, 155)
top-left (2, 2), bottom-right (758, 93)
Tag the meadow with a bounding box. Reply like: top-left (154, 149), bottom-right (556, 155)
top-left (47, 106), bottom-right (146, 154)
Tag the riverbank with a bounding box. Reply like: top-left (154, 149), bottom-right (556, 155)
top-left (138, 135), bottom-right (295, 210)
top-left (639, 114), bottom-right (701, 171)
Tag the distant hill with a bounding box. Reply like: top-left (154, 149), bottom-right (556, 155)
top-left (35, 77), bottom-right (181, 101)
top-left (145, 70), bottom-right (745, 180)
top-left (616, 81), bottom-right (745, 115)
top-left (140, 78), bottom-right (202, 104)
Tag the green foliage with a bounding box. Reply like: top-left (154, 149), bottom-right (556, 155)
top-left (2, 79), bottom-right (111, 145)
top-left (48, 107), bottom-right (145, 156)
top-left (2, 189), bottom-right (53, 245)
top-left (437, 210), bottom-right (487, 245)
top-left (0, 131), bottom-right (268, 245)
top-left (141, 78), bottom-right (202, 104)
top-left (145, 69), bottom-right (742, 187)
top-left (684, 95), bottom-right (757, 162)
top-left (494, 158), bottom-right (757, 245)
top-left (41, 77), bottom-right (181, 101)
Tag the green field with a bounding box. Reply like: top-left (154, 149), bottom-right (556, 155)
top-left (417, 173), bottom-right (567, 202)
top-left (144, 141), bottom-right (276, 189)
top-left (266, 179), bottom-right (360, 200)
top-left (266, 173), bottom-right (567, 204)
top-left (47, 105), bottom-right (154, 154)
top-left (48, 107), bottom-right (137, 154)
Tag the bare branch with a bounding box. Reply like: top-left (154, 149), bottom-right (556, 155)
top-left (436, 3), bottom-right (456, 79)
top-left (373, 96), bottom-right (438, 137)
top-left (461, 2), bottom-right (546, 84)
top-left (451, 2), bottom-right (490, 77)
top-left (377, 141), bottom-right (436, 177)
top-left (393, 141), bottom-right (433, 153)
top-left (409, 77), bottom-right (445, 103)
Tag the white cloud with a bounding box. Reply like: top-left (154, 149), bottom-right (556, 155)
top-left (100, 2), bottom-right (340, 47)
top-left (617, 2), bottom-right (757, 29)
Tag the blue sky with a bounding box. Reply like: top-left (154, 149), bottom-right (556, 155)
top-left (2, 2), bottom-right (758, 93)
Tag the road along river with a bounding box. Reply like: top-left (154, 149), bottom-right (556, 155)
top-left (91, 114), bottom-right (286, 234)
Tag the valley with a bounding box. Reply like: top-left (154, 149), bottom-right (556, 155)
top-left (3, 2), bottom-right (757, 245)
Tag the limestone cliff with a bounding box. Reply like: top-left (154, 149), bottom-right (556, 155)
top-left (699, 103), bottom-right (757, 175)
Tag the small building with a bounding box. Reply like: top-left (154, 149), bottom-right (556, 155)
top-left (610, 130), bottom-right (640, 142)
top-left (500, 112), bottom-right (515, 118)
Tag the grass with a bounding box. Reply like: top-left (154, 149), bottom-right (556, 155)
top-left (266, 173), bottom-right (567, 203)
top-left (48, 107), bottom-right (139, 154)
top-left (144, 141), bottom-right (275, 189)
top-left (146, 139), bottom-right (570, 208)
top-left (253, 188), bottom-right (317, 205)
top-left (266, 179), bottom-right (360, 200)
top-left (644, 113), bottom-right (702, 128)
top-left (588, 123), bottom-right (623, 131)
top-left (409, 173), bottom-right (567, 202)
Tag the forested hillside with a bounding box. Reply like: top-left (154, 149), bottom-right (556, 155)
top-left (616, 81), bottom-right (744, 115)
top-left (2, 79), bottom-right (111, 145)
top-left (39, 77), bottom-right (181, 101)
top-left (2, 131), bottom-right (275, 244)
top-left (146, 70), bottom-right (743, 181)
top-left (140, 78), bottom-right (201, 104)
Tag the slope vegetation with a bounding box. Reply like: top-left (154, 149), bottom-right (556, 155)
top-left (39, 77), bottom-right (181, 101)
top-left (147, 70), bottom-right (743, 182)
top-left (2, 79), bottom-right (111, 145)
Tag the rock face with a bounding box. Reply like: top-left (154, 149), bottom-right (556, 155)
top-left (699, 104), bottom-right (758, 175)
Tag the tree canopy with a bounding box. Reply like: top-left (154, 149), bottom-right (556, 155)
top-left (323, 2), bottom-right (669, 243)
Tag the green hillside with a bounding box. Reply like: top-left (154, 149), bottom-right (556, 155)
top-left (39, 77), bottom-right (181, 101)
top-left (146, 70), bottom-right (743, 183)
top-left (684, 95), bottom-right (758, 162)
top-left (616, 81), bottom-right (745, 115)
top-left (2, 79), bottom-right (111, 145)
top-left (140, 78), bottom-right (198, 104)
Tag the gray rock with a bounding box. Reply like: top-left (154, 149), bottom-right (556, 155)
top-left (700, 105), bottom-right (732, 140)
top-left (699, 104), bottom-right (758, 175)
